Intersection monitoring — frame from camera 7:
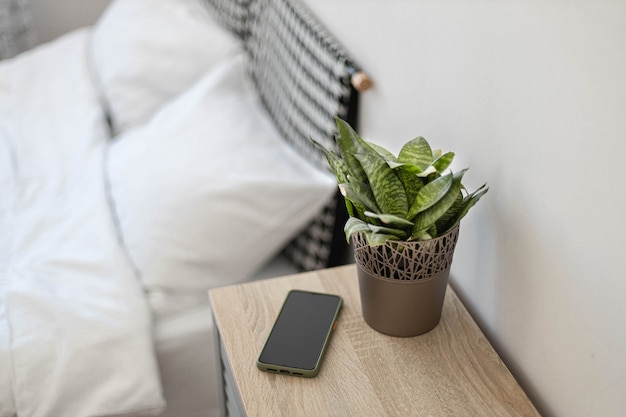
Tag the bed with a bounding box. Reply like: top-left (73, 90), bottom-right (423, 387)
top-left (0, 0), bottom-right (368, 416)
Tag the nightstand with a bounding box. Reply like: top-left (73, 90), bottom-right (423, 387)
top-left (209, 264), bottom-right (540, 417)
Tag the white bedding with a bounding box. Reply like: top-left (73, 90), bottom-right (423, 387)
top-left (148, 254), bottom-right (297, 417)
top-left (0, 30), bottom-right (164, 417)
top-left (0, 2), bottom-right (335, 414)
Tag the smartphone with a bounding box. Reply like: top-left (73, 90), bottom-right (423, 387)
top-left (257, 290), bottom-right (343, 378)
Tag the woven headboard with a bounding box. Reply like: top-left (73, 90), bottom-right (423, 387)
top-left (203, 0), bottom-right (369, 271)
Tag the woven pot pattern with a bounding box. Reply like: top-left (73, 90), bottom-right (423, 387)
top-left (353, 226), bottom-right (460, 281)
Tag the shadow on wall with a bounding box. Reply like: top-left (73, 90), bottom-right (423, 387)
top-left (451, 183), bottom-right (622, 417)
top-left (30, 0), bottom-right (111, 45)
top-left (450, 194), bottom-right (551, 415)
top-left (0, 0), bottom-right (35, 59)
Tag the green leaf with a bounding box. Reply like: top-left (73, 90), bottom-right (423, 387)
top-left (368, 224), bottom-right (408, 238)
top-left (336, 118), bottom-right (410, 218)
top-left (411, 169), bottom-right (467, 239)
top-left (395, 166), bottom-right (423, 205)
top-left (338, 182), bottom-right (379, 215)
top-left (334, 118), bottom-right (368, 184)
top-left (416, 224), bottom-right (437, 241)
top-left (347, 175), bottom-right (380, 213)
top-left (320, 118), bottom-right (488, 246)
top-left (344, 198), bottom-right (356, 218)
top-left (407, 172), bottom-right (453, 220)
top-left (364, 211), bottom-right (414, 227)
top-left (367, 141), bottom-right (397, 162)
top-left (351, 202), bottom-right (369, 224)
top-left (432, 151), bottom-right (455, 173)
top-left (435, 190), bottom-right (464, 232)
top-left (378, 141), bottom-right (424, 175)
top-left (311, 138), bottom-right (348, 183)
top-left (387, 161), bottom-right (428, 177)
top-left (354, 146), bottom-right (409, 218)
top-left (416, 165), bottom-right (438, 178)
top-left (344, 217), bottom-right (372, 243)
top-left (398, 137), bottom-right (433, 170)
top-left (366, 232), bottom-right (400, 246)
top-left (446, 183), bottom-right (489, 230)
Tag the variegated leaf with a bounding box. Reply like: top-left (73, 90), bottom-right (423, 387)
top-left (432, 151), bottom-right (455, 173)
top-left (366, 232), bottom-right (401, 246)
top-left (311, 138), bottom-right (348, 183)
top-left (398, 137), bottom-right (433, 170)
top-left (354, 146), bottom-right (409, 218)
top-left (335, 117), bottom-right (368, 184)
top-left (344, 217), bottom-right (372, 243)
top-left (364, 211), bottom-right (414, 227)
top-left (407, 172), bottom-right (453, 220)
top-left (447, 183), bottom-right (489, 230)
top-left (395, 166), bottom-right (423, 205)
top-left (339, 183), bottom-right (379, 214)
top-left (435, 190), bottom-right (464, 232)
top-left (367, 141), bottom-right (397, 162)
top-left (347, 175), bottom-right (380, 213)
top-left (411, 169), bottom-right (467, 238)
top-left (368, 224), bottom-right (408, 238)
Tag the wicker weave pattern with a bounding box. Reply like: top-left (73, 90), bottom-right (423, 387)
top-left (353, 226), bottom-right (460, 281)
top-left (202, 0), bottom-right (251, 39)
top-left (244, 0), bottom-right (357, 270)
top-left (202, 0), bottom-right (362, 271)
top-left (245, 0), bottom-right (352, 171)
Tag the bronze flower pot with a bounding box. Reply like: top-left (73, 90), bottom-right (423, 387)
top-left (353, 226), bottom-right (460, 337)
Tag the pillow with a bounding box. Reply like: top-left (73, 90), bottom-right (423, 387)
top-left (105, 52), bottom-right (336, 293)
top-left (1, 29), bottom-right (164, 417)
top-left (91, 0), bottom-right (241, 135)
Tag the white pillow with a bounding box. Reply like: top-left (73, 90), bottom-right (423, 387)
top-left (1, 29), bottom-right (165, 417)
top-left (91, 0), bottom-right (241, 135)
top-left (105, 52), bottom-right (336, 293)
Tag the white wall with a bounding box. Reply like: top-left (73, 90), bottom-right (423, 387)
top-left (302, 1), bottom-right (626, 416)
top-left (30, 1), bottom-right (626, 416)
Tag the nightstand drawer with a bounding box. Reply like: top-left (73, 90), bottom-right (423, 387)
top-left (216, 334), bottom-right (245, 417)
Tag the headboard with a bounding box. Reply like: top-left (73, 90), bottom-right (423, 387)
top-left (204, 0), bottom-right (370, 271)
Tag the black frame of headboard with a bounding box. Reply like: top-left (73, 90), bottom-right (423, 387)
top-left (203, 0), bottom-right (365, 271)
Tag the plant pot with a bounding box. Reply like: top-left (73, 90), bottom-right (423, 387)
top-left (353, 226), bottom-right (460, 337)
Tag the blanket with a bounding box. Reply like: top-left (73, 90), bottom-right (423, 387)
top-left (0, 29), bottom-right (164, 417)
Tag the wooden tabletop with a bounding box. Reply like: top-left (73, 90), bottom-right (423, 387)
top-left (209, 264), bottom-right (540, 417)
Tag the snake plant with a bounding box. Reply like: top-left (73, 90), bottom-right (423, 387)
top-left (313, 117), bottom-right (488, 246)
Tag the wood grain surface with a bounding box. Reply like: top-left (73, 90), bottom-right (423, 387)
top-left (209, 264), bottom-right (540, 417)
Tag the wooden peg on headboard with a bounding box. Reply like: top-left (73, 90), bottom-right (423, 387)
top-left (351, 71), bottom-right (373, 92)
top-left (347, 64), bottom-right (372, 92)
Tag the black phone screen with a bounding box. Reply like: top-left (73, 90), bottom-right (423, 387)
top-left (258, 290), bottom-right (342, 372)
